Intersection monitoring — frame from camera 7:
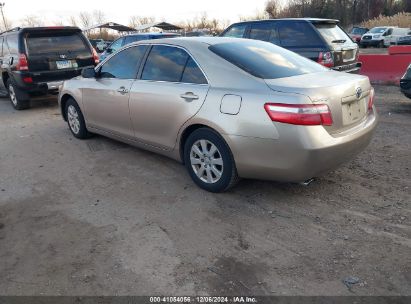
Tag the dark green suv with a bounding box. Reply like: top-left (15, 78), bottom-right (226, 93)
top-left (0, 26), bottom-right (98, 110)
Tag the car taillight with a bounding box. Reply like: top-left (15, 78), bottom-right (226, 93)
top-left (22, 76), bottom-right (33, 83)
top-left (368, 87), bottom-right (375, 111)
top-left (16, 53), bottom-right (29, 71)
top-left (92, 48), bottom-right (99, 65)
top-left (318, 51), bottom-right (334, 68)
top-left (264, 103), bottom-right (333, 126)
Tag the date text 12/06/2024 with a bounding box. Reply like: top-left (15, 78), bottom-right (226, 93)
top-left (149, 297), bottom-right (257, 303)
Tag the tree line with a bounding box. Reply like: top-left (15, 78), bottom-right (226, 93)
top-left (263, 0), bottom-right (411, 27)
top-left (1, 1), bottom-right (410, 34)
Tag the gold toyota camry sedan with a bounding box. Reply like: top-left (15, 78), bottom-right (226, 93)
top-left (58, 37), bottom-right (378, 192)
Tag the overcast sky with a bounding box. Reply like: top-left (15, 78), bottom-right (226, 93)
top-left (4, 0), bottom-right (270, 27)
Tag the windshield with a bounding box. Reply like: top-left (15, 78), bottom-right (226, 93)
top-left (209, 40), bottom-right (327, 79)
top-left (315, 24), bottom-right (352, 44)
top-left (370, 27), bottom-right (387, 34)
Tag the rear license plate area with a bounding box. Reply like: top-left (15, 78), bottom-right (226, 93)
top-left (342, 98), bottom-right (366, 125)
top-left (56, 60), bottom-right (78, 70)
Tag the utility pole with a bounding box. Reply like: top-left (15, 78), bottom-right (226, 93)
top-left (0, 3), bottom-right (8, 31)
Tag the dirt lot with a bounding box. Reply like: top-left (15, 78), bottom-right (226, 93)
top-left (0, 86), bottom-right (410, 296)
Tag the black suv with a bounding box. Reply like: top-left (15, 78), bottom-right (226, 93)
top-left (221, 18), bottom-right (361, 73)
top-left (0, 26), bottom-right (98, 110)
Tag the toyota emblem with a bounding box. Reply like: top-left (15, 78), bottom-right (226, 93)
top-left (356, 87), bottom-right (363, 99)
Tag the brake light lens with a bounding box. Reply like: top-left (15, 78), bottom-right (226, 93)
top-left (368, 87), bottom-right (375, 111)
top-left (264, 103), bottom-right (333, 126)
top-left (22, 77), bottom-right (33, 83)
top-left (92, 48), bottom-right (99, 65)
top-left (16, 53), bottom-right (29, 71)
top-left (318, 51), bottom-right (334, 68)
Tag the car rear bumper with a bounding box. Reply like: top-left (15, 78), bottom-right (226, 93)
top-left (332, 62), bottom-right (362, 73)
top-left (224, 108), bottom-right (378, 183)
top-left (12, 68), bottom-right (87, 95)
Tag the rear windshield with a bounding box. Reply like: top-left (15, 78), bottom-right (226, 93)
top-left (25, 33), bottom-right (89, 55)
top-left (314, 24), bottom-right (352, 44)
top-left (209, 40), bottom-right (327, 79)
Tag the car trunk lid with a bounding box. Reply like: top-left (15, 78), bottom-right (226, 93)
top-left (264, 71), bottom-right (372, 135)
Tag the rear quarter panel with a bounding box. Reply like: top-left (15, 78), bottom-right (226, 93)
top-left (58, 79), bottom-right (84, 118)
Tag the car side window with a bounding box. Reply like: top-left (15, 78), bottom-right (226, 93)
top-left (222, 24), bottom-right (247, 38)
top-left (142, 45), bottom-right (187, 83)
top-left (181, 57), bottom-right (207, 84)
top-left (278, 22), bottom-right (323, 47)
top-left (100, 45), bottom-right (147, 79)
top-left (109, 37), bottom-right (124, 52)
top-left (249, 22), bottom-right (280, 44)
top-left (6, 35), bottom-right (18, 53)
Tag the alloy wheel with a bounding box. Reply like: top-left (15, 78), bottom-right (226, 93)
top-left (9, 84), bottom-right (17, 106)
top-left (190, 139), bottom-right (224, 184)
top-left (67, 105), bottom-right (80, 134)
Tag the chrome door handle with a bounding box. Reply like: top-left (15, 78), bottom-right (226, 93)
top-left (180, 92), bottom-right (199, 101)
top-left (117, 86), bottom-right (129, 94)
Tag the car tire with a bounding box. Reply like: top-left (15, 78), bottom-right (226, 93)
top-left (7, 79), bottom-right (30, 110)
top-left (65, 98), bottom-right (90, 139)
top-left (184, 128), bottom-right (239, 193)
top-left (379, 41), bottom-right (384, 48)
top-left (405, 93), bottom-right (411, 99)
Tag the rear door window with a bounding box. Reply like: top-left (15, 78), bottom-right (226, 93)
top-left (181, 57), bottom-right (207, 84)
top-left (142, 45), bottom-right (207, 84)
top-left (278, 22), bottom-right (323, 47)
top-left (249, 22), bottom-right (280, 44)
top-left (142, 45), bottom-right (187, 82)
top-left (222, 24), bottom-right (247, 38)
top-left (100, 45), bottom-right (147, 79)
top-left (25, 33), bottom-right (89, 56)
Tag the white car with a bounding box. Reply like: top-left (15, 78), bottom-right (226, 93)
top-left (384, 28), bottom-right (411, 46)
top-left (361, 27), bottom-right (395, 48)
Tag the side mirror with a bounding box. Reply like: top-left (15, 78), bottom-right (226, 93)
top-left (82, 67), bottom-right (96, 78)
top-left (106, 48), bottom-right (113, 54)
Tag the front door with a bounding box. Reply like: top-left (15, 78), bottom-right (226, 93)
top-left (129, 45), bottom-right (210, 150)
top-left (82, 45), bottom-right (148, 139)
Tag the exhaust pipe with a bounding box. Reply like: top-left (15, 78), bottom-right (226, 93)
top-left (300, 178), bottom-right (315, 187)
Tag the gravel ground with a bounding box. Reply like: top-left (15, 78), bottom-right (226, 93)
top-left (0, 86), bottom-right (410, 296)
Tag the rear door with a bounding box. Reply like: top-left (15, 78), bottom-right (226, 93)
top-left (24, 29), bottom-right (94, 82)
top-left (82, 45), bottom-right (148, 138)
top-left (277, 21), bottom-right (326, 61)
top-left (129, 45), bottom-right (209, 150)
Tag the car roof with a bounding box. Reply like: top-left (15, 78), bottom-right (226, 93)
top-left (0, 26), bottom-right (81, 35)
top-left (229, 18), bottom-right (340, 25)
top-left (131, 37), bottom-right (266, 48)
top-left (126, 32), bottom-right (180, 37)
